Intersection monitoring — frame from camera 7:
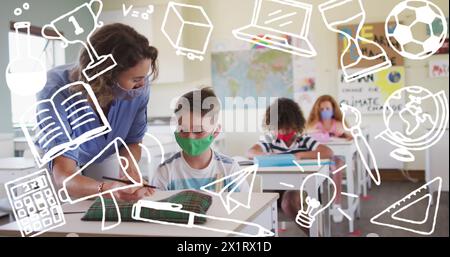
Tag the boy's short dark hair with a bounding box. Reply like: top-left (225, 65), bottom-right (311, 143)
top-left (174, 87), bottom-right (221, 125)
top-left (264, 98), bottom-right (306, 133)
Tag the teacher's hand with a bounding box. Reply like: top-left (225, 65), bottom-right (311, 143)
top-left (103, 181), bottom-right (155, 202)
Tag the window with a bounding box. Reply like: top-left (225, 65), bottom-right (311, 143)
top-left (8, 24), bottom-right (65, 126)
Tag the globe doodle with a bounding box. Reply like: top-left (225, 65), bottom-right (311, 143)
top-left (377, 86), bottom-right (449, 162)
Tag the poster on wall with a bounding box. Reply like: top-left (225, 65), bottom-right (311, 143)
top-left (337, 22), bottom-right (404, 67)
top-left (338, 66), bottom-right (405, 114)
top-left (293, 56), bottom-right (317, 115)
top-left (429, 59), bottom-right (449, 78)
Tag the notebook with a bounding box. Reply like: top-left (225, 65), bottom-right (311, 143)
top-left (254, 154), bottom-right (334, 167)
top-left (254, 154), bottom-right (296, 167)
top-left (81, 190), bottom-right (212, 224)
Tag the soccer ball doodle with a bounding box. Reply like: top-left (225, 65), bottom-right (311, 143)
top-left (385, 0), bottom-right (447, 60)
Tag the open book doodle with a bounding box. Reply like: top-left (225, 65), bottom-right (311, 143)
top-left (21, 81), bottom-right (111, 167)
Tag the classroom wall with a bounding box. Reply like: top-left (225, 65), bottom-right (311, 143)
top-left (0, 0), bottom-right (89, 135)
top-left (147, 0), bottom-right (449, 170)
top-left (1, 0), bottom-right (447, 169)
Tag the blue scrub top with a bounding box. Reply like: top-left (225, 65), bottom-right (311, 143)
top-left (36, 64), bottom-right (150, 168)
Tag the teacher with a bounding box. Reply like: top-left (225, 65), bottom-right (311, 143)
top-left (37, 23), bottom-right (158, 202)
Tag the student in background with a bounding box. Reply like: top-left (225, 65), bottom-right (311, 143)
top-left (306, 95), bottom-right (353, 223)
top-left (247, 98), bottom-right (333, 233)
top-left (306, 95), bottom-right (352, 141)
top-left (152, 88), bottom-right (249, 192)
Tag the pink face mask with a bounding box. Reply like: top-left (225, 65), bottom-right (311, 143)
top-left (277, 131), bottom-right (297, 143)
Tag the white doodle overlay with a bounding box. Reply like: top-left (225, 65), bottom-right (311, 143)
top-left (41, 0), bottom-right (117, 81)
top-left (138, 132), bottom-right (166, 181)
top-left (14, 2), bottom-right (30, 16)
top-left (385, 0), bottom-right (448, 60)
top-left (122, 3), bottom-right (154, 20)
top-left (132, 200), bottom-right (274, 237)
top-left (319, 0), bottom-right (392, 82)
top-left (5, 169), bottom-right (65, 237)
top-left (233, 0), bottom-right (316, 58)
top-left (341, 103), bottom-right (381, 185)
top-left (296, 173), bottom-right (337, 228)
top-left (5, 21), bottom-right (47, 96)
top-left (376, 86), bottom-right (449, 162)
top-left (20, 81), bottom-right (111, 168)
top-left (200, 165), bottom-right (258, 214)
top-left (161, 2), bottom-right (213, 61)
top-left (57, 138), bottom-right (143, 231)
top-left (139, 132), bottom-right (166, 166)
top-left (371, 177), bottom-right (442, 235)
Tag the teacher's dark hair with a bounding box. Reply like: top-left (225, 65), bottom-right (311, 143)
top-left (70, 23), bottom-right (158, 109)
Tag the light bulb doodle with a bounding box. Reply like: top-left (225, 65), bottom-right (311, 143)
top-left (295, 173), bottom-right (337, 229)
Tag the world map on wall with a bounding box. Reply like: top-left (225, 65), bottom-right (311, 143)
top-left (211, 49), bottom-right (293, 108)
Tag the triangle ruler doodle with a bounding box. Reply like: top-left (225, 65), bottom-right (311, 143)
top-left (370, 177), bottom-right (442, 235)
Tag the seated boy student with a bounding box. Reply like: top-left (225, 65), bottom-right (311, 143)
top-left (247, 98), bottom-right (333, 233)
top-left (152, 88), bottom-right (249, 192)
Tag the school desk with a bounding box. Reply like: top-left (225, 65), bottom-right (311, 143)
top-left (426, 127), bottom-right (449, 200)
top-left (13, 137), bottom-right (28, 157)
top-left (0, 158), bottom-right (36, 199)
top-left (0, 158), bottom-right (36, 221)
top-left (0, 191), bottom-right (279, 237)
top-left (250, 159), bottom-right (332, 237)
top-left (0, 211), bottom-right (7, 219)
top-left (325, 129), bottom-right (372, 195)
top-left (324, 138), bottom-right (366, 233)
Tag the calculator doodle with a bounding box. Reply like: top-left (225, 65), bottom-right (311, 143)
top-left (5, 169), bottom-right (65, 237)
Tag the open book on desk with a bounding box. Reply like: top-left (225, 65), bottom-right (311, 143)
top-left (21, 81), bottom-right (111, 167)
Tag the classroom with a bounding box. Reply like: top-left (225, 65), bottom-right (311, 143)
top-left (0, 0), bottom-right (448, 239)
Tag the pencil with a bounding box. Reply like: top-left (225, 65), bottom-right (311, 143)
top-left (102, 176), bottom-right (157, 189)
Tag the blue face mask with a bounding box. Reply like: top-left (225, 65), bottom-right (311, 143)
top-left (113, 78), bottom-right (150, 100)
top-left (320, 110), bottom-right (334, 120)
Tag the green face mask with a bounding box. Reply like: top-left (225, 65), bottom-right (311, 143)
top-left (175, 132), bottom-right (215, 156)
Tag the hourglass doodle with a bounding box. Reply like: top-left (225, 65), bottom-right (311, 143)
top-left (5, 21), bottom-right (47, 96)
top-left (319, 0), bottom-right (392, 82)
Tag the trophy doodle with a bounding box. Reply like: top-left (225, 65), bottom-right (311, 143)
top-left (41, 0), bottom-right (117, 81)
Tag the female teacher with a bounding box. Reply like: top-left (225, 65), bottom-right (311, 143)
top-left (37, 23), bottom-right (158, 202)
